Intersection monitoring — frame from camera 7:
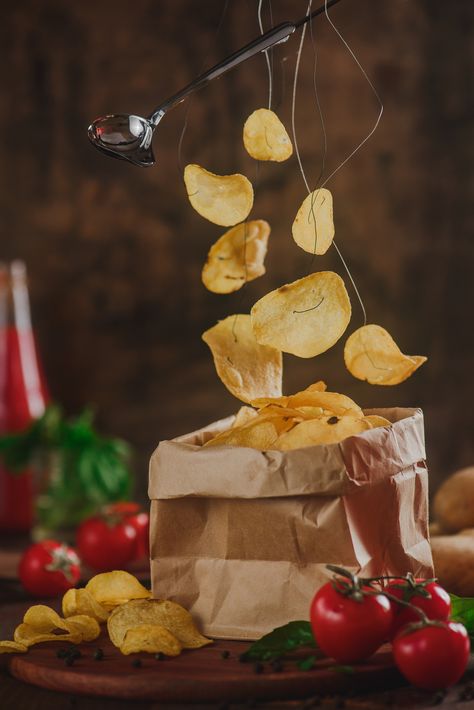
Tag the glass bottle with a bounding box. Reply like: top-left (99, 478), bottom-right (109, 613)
top-left (0, 261), bottom-right (49, 532)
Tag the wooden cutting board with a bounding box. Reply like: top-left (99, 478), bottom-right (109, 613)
top-left (8, 634), bottom-right (404, 703)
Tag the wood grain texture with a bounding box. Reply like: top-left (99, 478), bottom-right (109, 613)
top-left (8, 634), bottom-right (403, 702)
top-left (0, 0), bottom-right (472, 500)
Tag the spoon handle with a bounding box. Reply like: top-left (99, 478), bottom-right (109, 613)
top-left (149, 23), bottom-right (295, 124)
top-left (148, 0), bottom-right (343, 126)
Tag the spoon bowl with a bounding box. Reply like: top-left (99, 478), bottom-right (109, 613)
top-left (87, 114), bottom-right (155, 166)
top-left (87, 3), bottom-right (343, 167)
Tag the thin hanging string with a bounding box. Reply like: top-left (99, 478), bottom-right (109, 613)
top-left (231, 161), bottom-right (260, 342)
top-left (231, 0), bottom-right (273, 343)
top-left (257, 0), bottom-right (273, 109)
top-left (177, 0), bottom-right (230, 173)
top-left (305, 0), bottom-right (328, 272)
top-left (319, 0), bottom-right (384, 190)
top-left (291, 1), bottom-right (312, 195)
top-left (291, 0), bottom-right (324, 262)
top-left (291, 0), bottom-right (384, 327)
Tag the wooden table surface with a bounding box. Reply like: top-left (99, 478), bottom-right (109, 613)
top-left (1, 537), bottom-right (474, 709)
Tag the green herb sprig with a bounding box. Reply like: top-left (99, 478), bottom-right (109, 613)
top-left (0, 405), bottom-right (132, 529)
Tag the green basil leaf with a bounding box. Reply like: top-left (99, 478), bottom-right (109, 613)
top-left (450, 594), bottom-right (474, 637)
top-left (297, 655), bottom-right (317, 671)
top-left (243, 621), bottom-right (316, 661)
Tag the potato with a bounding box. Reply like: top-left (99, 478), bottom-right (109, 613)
top-left (429, 521), bottom-right (444, 537)
top-left (433, 466), bottom-right (474, 533)
top-left (431, 535), bottom-right (474, 597)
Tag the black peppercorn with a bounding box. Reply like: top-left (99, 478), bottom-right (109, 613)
top-left (132, 658), bottom-right (142, 668)
top-left (221, 650), bottom-right (230, 659)
top-left (93, 648), bottom-right (104, 661)
top-left (327, 416), bottom-right (339, 425)
top-left (154, 652), bottom-right (165, 661)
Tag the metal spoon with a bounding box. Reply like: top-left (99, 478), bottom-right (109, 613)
top-left (88, 0), bottom-right (342, 167)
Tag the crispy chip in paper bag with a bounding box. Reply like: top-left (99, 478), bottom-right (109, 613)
top-left (149, 407), bottom-right (433, 640)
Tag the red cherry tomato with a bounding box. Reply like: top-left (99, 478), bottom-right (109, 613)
top-left (310, 581), bottom-right (393, 662)
top-left (102, 503), bottom-right (149, 560)
top-left (127, 512), bottom-right (149, 559)
top-left (386, 578), bottom-right (451, 638)
top-left (18, 540), bottom-right (81, 597)
top-left (76, 513), bottom-right (137, 571)
top-left (393, 622), bottom-right (470, 690)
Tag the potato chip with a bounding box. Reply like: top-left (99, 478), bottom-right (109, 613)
top-left (85, 571), bottom-right (151, 607)
top-left (232, 406), bottom-right (258, 428)
top-left (363, 414), bottom-right (392, 429)
top-left (251, 395), bottom-right (290, 409)
top-left (257, 404), bottom-right (310, 420)
top-left (65, 615), bottom-right (101, 642)
top-left (273, 415), bottom-right (371, 450)
top-left (304, 381), bottom-right (327, 393)
top-left (250, 272), bottom-right (351, 358)
top-left (243, 108), bottom-right (293, 162)
top-left (293, 406), bottom-right (325, 418)
top-left (23, 605), bottom-right (70, 633)
top-left (344, 324), bottom-right (427, 385)
top-left (62, 588), bottom-right (110, 622)
top-left (107, 599), bottom-right (212, 649)
top-left (202, 314), bottom-right (283, 403)
top-left (14, 623), bottom-right (82, 647)
top-left (184, 164), bottom-right (254, 226)
top-left (204, 417), bottom-right (280, 449)
top-left (0, 640), bottom-right (28, 654)
top-left (287, 390), bottom-right (362, 417)
top-left (292, 188), bottom-right (335, 255)
top-left (120, 624), bottom-right (182, 656)
top-left (202, 220), bottom-right (270, 294)
top-left (250, 381), bottom-right (326, 410)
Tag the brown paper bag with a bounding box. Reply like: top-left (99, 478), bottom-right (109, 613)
top-left (148, 407), bottom-right (433, 640)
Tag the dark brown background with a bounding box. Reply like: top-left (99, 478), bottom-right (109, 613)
top-left (1, 0), bottom-right (472, 502)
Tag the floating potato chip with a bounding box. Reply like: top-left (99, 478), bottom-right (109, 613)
top-left (202, 314), bottom-right (283, 403)
top-left (243, 108), bottom-right (293, 162)
top-left (184, 164), bottom-right (254, 226)
top-left (273, 415), bottom-right (371, 451)
top-left (344, 324), bottom-right (427, 385)
top-left (107, 599), bottom-right (212, 650)
top-left (292, 189), bottom-right (335, 255)
top-left (204, 417), bottom-right (280, 449)
top-left (202, 220), bottom-right (270, 294)
top-left (65, 615), bottom-right (101, 642)
top-left (250, 272), bottom-right (351, 358)
top-left (363, 414), bottom-right (392, 429)
top-left (14, 623), bottom-right (82, 647)
top-left (23, 605), bottom-right (70, 633)
top-left (62, 588), bottom-right (110, 622)
top-left (120, 624), bottom-right (182, 656)
top-left (85, 571), bottom-right (151, 607)
top-left (232, 406), bottom-right (258, 428)
top-left (0, 640), bottom-right (28, 654)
